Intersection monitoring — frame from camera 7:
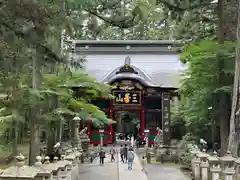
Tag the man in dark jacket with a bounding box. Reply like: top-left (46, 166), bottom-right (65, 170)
top-left (120, 145), bottom-right (124, 162)
top-left (123, 144), bottom-right (128, 163)
top-left (99, 148), bottom-right (105, 166)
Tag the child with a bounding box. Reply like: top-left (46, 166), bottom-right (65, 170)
top-left (141, 156), bottom-right (148, 174)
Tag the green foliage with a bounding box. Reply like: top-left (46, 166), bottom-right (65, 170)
top-left (179, 150), bottom-right (193, 169)
top-left (178, 41), bottom-right (235, 139)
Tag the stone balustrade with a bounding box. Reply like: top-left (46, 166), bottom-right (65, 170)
top-left (190, 148), bottom-right (240, 180)
top-left (0, 148), bottom-right (82, 180)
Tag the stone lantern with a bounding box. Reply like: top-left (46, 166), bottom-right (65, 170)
top-left (57, 155), bottom-right (71, 179)
top-left (207, 152), bottom-right (221, 180)
top-left (219, 151), bottom-right (236, 180)
top-left (65, 150), bottom-right (75, 169)
top-left (0, 155), bottom-right (39, 180)
top-left (42, 156), bottom-right (60, 179)
top-left (73, 148), bottom-right (81, 162)
top-left (73, 116), bottom-right (81, 149)
top-left (34, 156), bottom-right (53, 180)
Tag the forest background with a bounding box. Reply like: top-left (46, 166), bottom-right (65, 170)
top-left (1, 0), bottom-right (240, 165)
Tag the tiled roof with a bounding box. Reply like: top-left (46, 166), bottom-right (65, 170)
top-left (75, 54), bottom-right (187, 88)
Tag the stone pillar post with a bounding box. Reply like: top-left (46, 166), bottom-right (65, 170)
top-left (198, 151), bottom-right (210, 180)
top-left (73, 148), bottom-right (81, 171)
top-left (99, 129), bottom-right (104, 147)
top-left (190, 150), bottom-right (201, 180)
top-left (144, 129), bottom-right (149, 147)
top-left (219, 151), bottom-right (236, 180)
top-left (75, 121), bottom-right (80, 148)
top-left (35, 156), bottom-right (53, 179)
top-left (207, 152), bottom-right (221, 180)
top-left (43, 156), bottom-right (61, 180)
top-left (234, 158), bottom-right (240, 180)
top-left (57, 155), bottom-right (70, 179)
top-left (65, 150), bottom-right (74, 168)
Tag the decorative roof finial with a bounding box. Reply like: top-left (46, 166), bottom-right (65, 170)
top-left (124, 56), bottom-right (131, 66)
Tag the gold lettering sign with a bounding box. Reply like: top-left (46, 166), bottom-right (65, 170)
top-left (113, 91), bottom-right (141, 105)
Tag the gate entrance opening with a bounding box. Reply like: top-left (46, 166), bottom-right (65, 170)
top-left (113, 111), bottom-right (140, 140)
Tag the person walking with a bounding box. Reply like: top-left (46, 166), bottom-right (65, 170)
top-left (141, 156), bottom-right (148, 174)
top-left (127, 148), bottom-right (135, 170)
top-left (120, 145), bottom-right (124, 162)
top-left (99, 148), bottom-right (105, 166)
top-left (110, 145), bottom-right (116, 162)
top-left (129, 145), bottom-right (134, 152)
top-left (123, 144), bottom-right (128, 163)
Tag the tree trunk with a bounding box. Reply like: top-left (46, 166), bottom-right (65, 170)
top-left (29, 118), bottom-right (40, 165)
top-left (11, 120), bottom-right (18, 156)
top-left (217, 0), bottom-right (226, 155)
top-left (219, 94), bottom-right (230, 154)
top-left (47, 124), bottom-right (55, 155)
top-left (227, 0), bottom-right (240, 157)
top-left (217, 0), bottom-right (238, 155)
top-left (28, 51), bottom-right (42, 165)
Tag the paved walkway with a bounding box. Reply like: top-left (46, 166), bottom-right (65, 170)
top-left (118, 154), bottom-right (148, 180)
top-left (146, 164), bottom-right (189, 180)
top-left (79, 151), bottom-right (189, 180)
top-left (78, 154), bottom-right (118, 180)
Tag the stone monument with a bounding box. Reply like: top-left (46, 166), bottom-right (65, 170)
top-left (154, 127), bottom-right (163, 148)
top-left (153, 127), bottom-right (164, 161)
top-left (79, 127), bottom-right (90, 152)
top-left (153, 127), bottom-right (179, 163)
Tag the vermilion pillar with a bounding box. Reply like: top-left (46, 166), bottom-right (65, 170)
top-left (140, 109), bottom-right (145, 140)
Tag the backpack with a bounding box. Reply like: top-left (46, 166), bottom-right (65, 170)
top-left (128, 151), bottom-right (134, 161)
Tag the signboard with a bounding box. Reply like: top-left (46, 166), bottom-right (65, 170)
top-left (162, 92), bottom-right (171, 145)
top-left (113, 91), bottom-right (141, 105)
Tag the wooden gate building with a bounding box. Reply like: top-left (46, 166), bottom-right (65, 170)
top-left (71, 40), bottom-right (186, 145)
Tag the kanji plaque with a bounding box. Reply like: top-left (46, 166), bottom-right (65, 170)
top-left (113, 91), bottom-right (141, 105)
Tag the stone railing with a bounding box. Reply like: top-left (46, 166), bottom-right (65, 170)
top-left (190, 148), bottom-right (240, 180)
top-left (0, 147), bottom-right (83, 180)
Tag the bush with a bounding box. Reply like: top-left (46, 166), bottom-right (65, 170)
top-left (179, 150), bottom-right (193, 169)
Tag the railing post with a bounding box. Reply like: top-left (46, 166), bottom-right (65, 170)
top-left (207, 152), bottom-right (221, 180)
top-left (219, 151), bottom-right (235, 180)
top-left (198, 150), bottom-right (210, 180)
top-left (190, 149), bottom-right (201, 180)
top-left (234, 158), bottom-right (240, 180)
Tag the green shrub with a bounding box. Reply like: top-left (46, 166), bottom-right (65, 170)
top-left (179, 150), bottom-right (193, 169)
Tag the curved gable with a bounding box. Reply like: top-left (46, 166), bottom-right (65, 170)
top-left (101, 56), bottom-right (156, 86)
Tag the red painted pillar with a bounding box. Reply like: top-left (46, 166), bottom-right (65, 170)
top-left (108, 108), bottom-right (113, 144)
top-left (140, 109), bottom-right (145, 140)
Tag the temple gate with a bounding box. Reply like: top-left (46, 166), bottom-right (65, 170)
top-left (70, 40), bottom-right (185, 146)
